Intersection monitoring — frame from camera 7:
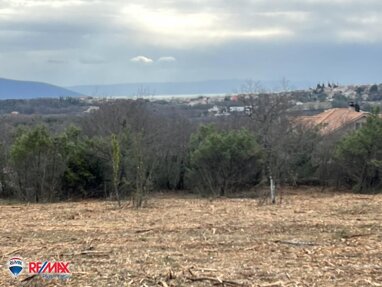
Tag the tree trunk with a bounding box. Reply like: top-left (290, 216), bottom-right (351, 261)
top-left (270, 175), bottom-right (276, 204)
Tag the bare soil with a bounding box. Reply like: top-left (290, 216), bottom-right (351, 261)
top-left (0, 188), bottom-right (381, 286)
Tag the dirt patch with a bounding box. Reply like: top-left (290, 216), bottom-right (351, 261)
top-left (0, 190), bottom-right (381, 286)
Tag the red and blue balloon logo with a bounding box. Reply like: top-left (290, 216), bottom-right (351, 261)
top-left (7, 257), bottom-right (24, 278)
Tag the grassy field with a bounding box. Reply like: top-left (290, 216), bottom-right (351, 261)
top-left (0, 189), bottom-right (381, 286)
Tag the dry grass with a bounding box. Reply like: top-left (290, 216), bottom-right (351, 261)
top-left (0, 188), bottom-right (381, 287)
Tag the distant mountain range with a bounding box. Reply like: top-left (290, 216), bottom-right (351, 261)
top-left (0, 77), bottom-right (315, 100)
top-left (0, 78), bottom-right (82, 99)
top-left (69, 79), bottom-right (314, 97)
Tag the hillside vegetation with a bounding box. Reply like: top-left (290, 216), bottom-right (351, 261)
top-left (1, 91), bottom-right (382, 206)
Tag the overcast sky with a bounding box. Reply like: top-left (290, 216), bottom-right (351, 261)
top-left (1, 0), bottom-right (382, 86)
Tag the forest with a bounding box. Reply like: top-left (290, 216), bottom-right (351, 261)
top-left (1, 93), bottom-right (382, 207)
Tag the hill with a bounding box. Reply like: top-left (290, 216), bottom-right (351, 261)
top-left (0, 78), bottom-right (82, 99)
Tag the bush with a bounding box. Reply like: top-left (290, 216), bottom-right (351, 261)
top-left (61, 133), bottom-right (106, 199)
top-left (188, 125), bottom-right (263, 196)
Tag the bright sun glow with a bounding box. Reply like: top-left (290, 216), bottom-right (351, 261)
top-left (121, 4), bottom-right (292, 47)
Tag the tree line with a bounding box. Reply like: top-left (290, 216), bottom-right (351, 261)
top-left (0, 97), bottom-right (381, 206)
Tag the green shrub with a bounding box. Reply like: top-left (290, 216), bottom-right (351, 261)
top-left (336, 110), bottom-right (382, 193)
top-left (188, 125), bottom-right (263, 196)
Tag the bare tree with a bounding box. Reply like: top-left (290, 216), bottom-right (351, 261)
top-left (239, 81), bottom-right (293, 203)
top-left (111, 134), bottom-right (122, 207)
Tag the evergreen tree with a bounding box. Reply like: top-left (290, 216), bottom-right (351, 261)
top-left (336, 110), bottom-right (382, 192)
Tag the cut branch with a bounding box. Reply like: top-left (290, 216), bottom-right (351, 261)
top-left (186, 276), bottom-right (245, 286)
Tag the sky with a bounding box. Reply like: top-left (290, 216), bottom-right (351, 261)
top-left (0, 0), bottom-right (382, 86)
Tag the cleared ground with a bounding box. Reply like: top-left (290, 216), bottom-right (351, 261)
top-left (0, 189), bottom-right (381, 287)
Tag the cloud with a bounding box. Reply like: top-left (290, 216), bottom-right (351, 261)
top-left (1, 0), bottom-right (382, 85)
top-left (130, 56), bottom-right (154, 64)
top-left (119, 4), bottom-right (294, 47)
top-left (2, 0), bottom-right (382, 51)
top-left (158, 56), bottom-right (176, 62)
top-left (130, 56), bottom-right (176, 64)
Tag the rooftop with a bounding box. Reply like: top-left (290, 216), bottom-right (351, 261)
top-left (298, 108), bottom-right (369, 135)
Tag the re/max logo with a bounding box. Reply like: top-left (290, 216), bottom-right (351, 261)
top-left (28, 262), bottom-right (70, 274)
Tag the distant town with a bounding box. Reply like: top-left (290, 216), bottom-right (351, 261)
top-left (79, 82), bottom-right (382, 117)
top-left (2, 82), bottom-right (382, 119)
